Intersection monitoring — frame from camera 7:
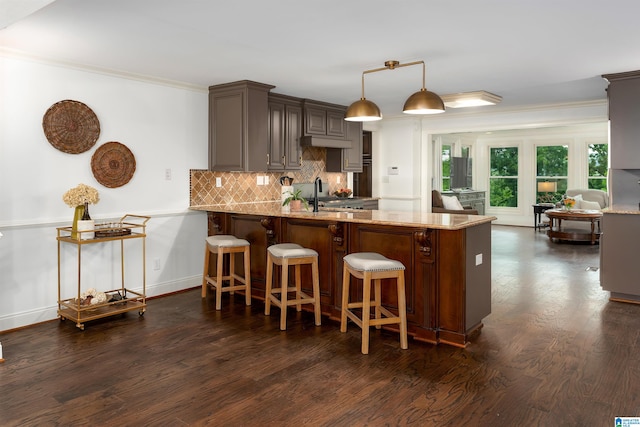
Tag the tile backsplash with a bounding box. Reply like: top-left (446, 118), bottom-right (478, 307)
top-left (190, 147), bottom-right (347, 206)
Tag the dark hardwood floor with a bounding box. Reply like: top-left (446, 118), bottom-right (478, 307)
top-left (2, 225), bottom-right (640, 426)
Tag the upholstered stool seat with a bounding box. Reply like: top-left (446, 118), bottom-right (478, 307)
top-left (202, 235), bottom-right (251, 310)
top-left (340, 252), bottom-right (408, 354)
top-left (265, 243), bottom-right (321, 330)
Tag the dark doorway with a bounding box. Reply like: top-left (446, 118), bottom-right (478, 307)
top-left (353, 130), bottom-right (372, 197)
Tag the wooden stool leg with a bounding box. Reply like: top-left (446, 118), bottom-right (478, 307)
top-left (295, 264), bottom-right (302, 312)
top-left (244, 246), bottom-right (251, 306)
top-left (280, 259), bottom-right (289, 331)
top-left (202, 244), bottom-right (210, 298)
top-left (397, 272), bottom-right (408, 350)
top-left (312, 257), bottom-right (321, 326)
top-left (265, 253), bottom-right (273, 315)
top-left (228, 252), bottom-right (235, 294)
top-left (340, 264), bottom-right (351, 333)
top-left (215, 249), bottom-right (224, 311)
top-left (361, 272), bottom-right (372, 355)
top-left (374, 278), bottom-right (382, 329)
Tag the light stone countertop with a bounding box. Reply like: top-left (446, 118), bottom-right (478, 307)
top-left (190, 202), bottom-right (496, 230)
top-left (604, 204), bottom-right (640, 214)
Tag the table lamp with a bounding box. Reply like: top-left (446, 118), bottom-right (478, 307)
top-left (537, 181), bottom-right (557, 204)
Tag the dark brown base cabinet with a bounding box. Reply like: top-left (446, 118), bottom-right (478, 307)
top-left (206, 211), bottom-right (491, 347)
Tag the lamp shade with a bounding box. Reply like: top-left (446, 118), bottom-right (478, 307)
top-left (345, 98), bottom-right (382, 122)
top-left (402, 89), bottom-right (445, 115)
top-left (537, 181), bottom-right (557, 192)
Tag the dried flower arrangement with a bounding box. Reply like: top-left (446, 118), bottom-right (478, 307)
top-left (62, 183), bottom-right (100, 207)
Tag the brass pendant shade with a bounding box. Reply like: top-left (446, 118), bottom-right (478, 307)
top-left (345, 60), bottom-right (445, 122)
top-left (345, 98), bottom-right (382, 122)
top-left (403, 88), bottom-right (445, 115)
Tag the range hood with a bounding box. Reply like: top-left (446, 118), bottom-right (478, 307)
top-left (300, 135), bottom-right (351, 148)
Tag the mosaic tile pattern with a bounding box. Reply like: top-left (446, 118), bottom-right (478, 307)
top-left (190, 147), bottom-right (347, 206)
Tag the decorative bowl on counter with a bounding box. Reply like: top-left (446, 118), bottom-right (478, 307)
top-left (334, 188), bottom-right (353, 198)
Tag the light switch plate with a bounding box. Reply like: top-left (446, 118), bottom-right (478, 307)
top-left (475, 253), bottom-right (483, 266)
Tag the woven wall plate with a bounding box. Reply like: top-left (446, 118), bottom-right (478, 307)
top-left (91, 142), bottom-right (136, 188)
top-left (43, 100), bottom-right (100, 154)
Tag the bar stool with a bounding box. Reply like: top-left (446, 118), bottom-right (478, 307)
top-left (265, 243), bottom-right (321, 330)
top-left (340, 252), bottom-right (408, 354)
top-left (202, 235), bottom-right (251, 310)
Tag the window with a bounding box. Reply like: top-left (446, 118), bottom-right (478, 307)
top-left (490, 147), bottom-right (518, 207)
top-left (588, 143), bottom-right (608, 190)
top-left (442, 144), bottom-right (451, 190)
top-left (536, 145), bottom-right (568, 203)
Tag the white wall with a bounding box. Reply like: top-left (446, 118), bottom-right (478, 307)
top-left (367, 118), bottom-right (424, 211)
top-left (0, 54), bottom-right (209, 331)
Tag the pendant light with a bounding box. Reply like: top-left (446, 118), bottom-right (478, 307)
top-left (345, 60), bottom-right (445, 122)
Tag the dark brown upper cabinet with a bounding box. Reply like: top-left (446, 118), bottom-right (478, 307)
top-left (302, 100), bottom-right (347, 138)
top-left (603, 71), bottom-right (640, 169)
top-left (268, 94), bottom-right (303, 171)
top-left (208, 80), bottom-right (274, 171)
top-left (326, 120), bottom-right (363, 172)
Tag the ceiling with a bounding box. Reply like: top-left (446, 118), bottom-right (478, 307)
top-left (2, 0), bottom-right (640, 119)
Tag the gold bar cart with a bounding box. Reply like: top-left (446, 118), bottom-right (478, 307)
top-left (56, 214), bottom-right (150, 330)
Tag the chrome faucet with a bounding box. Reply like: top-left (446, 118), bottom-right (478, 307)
top-left (313, 177), bottom-right (323, 212)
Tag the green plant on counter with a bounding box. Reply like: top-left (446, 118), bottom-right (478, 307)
top-left (282, 188), bottom-right (309, 210)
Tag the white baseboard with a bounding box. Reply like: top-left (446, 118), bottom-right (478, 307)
top-left (0, 275), bottom-right (202, 332)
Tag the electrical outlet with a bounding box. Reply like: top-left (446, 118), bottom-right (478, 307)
top-left (257, 176), bottom-right (264, 185)
top-left (475, 253), bottom-right (483, 266)
top-left (264, 175), bottom-right (269, 185)
top-left (153, 258), bottom-right (161, 270)
top-left (215, 177), bottom-right (222, 187)
top-left (165, 168), bottom-right (172, 180)
top-left (337, 176), bottom-right (341, 184)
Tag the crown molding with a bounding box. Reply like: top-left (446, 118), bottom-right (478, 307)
top-left (0, 47), bottom-right (208, 93)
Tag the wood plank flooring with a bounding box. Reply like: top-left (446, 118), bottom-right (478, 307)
top-left (2, 225), bottom-right (640, 426)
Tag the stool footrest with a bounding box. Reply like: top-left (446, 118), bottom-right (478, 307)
top-left (268, 292), bottom-right (316, 308)
top-left (206, 274), bottom-right (248, 286)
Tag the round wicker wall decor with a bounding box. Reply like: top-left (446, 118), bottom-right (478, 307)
top-left (91, 142), bottom-right (136, 188)
top-left (42, 100), bottom-right (100, 154)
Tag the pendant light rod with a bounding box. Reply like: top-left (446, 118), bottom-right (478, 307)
top-left (346, 59), bottom-right (444, 122)
top-left (359, 60), bottom-right (427, 96)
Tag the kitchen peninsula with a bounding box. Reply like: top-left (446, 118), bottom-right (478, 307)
top-left (191, 202), bottom-right (496, 347)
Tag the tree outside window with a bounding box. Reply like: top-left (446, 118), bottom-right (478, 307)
top-left (490, 147), bottom-right (518, 207)
top-left (536, 145), bottom-right (567, 203)
top-left (442, 144), bottom-right (451, 190)
top-left (588, 143), bottom-right (608, 190)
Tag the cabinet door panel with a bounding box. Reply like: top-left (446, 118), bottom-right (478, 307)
top-left (268, 101), bottom-right (286, 170)
top-left (284, 104), bottom-right (302, 170)
top-left (327, 109), bottom-right (346, 138)
top-left (281, 219), bottom-right (339, 307)
top-left (348, 223), bottom-right (425, 326)
top-left (227, 214), bottom-right (276, 297)
top-left (305, 107), bottom-right (327, 135)
top-left (210, 92), bottom-right (244, 171)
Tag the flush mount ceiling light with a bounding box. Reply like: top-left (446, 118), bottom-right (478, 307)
top-left (345, 60), bottom-right (445, 122)
top-left (440, 91), bottom-right (502, 108)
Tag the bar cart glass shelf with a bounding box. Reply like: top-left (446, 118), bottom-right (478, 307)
top-left (56, 214), bottom-right (150, 330)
